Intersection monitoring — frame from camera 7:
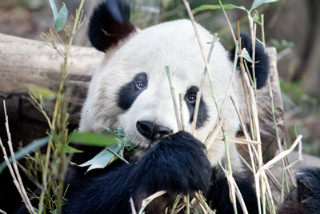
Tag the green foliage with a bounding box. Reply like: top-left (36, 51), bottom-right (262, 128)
top-left (70, 129), bottom-right (133, 171)
top-left (48, 0), bottom-right (68, 31)
top-left (250, 0), bottom-right (278, 11)
top-left (252, 10), bottom-right (262, 25)
top-left (79, 144), bottom-right (122, 171)
top-left (280, 79), bottom-right (314, 105)
top-left (27, 85), bottom-right (56, 101)
top-left (239, 48), bottom-right (253, 63)
top-left (64, 145), bottom-right (83, 153)
top-left (192, 0), bottom-right (278, 15)
top-left (69, 132), bottom-right (119, 147)
top-left (8, 0), bottom-right (87, 213)
top-left (0, 137), bottom-right (49, 174)
top-left (192, 4), bottom-right (246, 14)
top-left (270, 39), bottom-right (295, 52)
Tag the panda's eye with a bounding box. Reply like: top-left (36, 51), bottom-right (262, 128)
top-left (135, 82), bottom-right (145, 90)
top-left (186, 95), bottom-right (197, 103)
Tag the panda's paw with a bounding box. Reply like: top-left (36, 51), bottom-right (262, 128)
top-left (134, 131), bottom-right (212, 195)
top-left (296, 168), bottom-right (320, 213)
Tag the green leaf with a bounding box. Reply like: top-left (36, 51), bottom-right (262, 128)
top-left (79, 144), bottom-right (122, 172)
top-left (239, 48), bottom-right (253, 63)
top-left (0, 137), bottom-right (49, 174)
top-left (69, 132), bottom-right (118, 147)
top-left (64, 145), bottom-right (83, 154)
top-left (27, 85), bottom-right (56, 100)
top-left (250, 0), bottom-right (278, 11)
top-left (252, 10), bottom-right (262, 25)
top-left (48, 0), bottom-right (58, 20)
top-left (54, 3), bottom-right (68, 32)
top-left (192, 4), bottom-right (246, 14)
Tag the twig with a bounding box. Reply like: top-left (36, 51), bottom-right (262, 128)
top-left (1, 101), bottom-right (35, 214)
top-left (166, 66), bottom-right (182, 130)
top-left (191, 36), bottom-right (218, 134)
top-left (205, 117), bottom-right (224, 149)
top-left (257, 135), bottom-right (303, 176)
top-left (215, 137), bottom-right (260, 145)
top-left (218, 0), bottom-right (236, 44)
top-left (170, 194), bottom-right (182, 214)
top-left (138, 190), bottom-right (167, 214)
top-left (179, 94), bottom-right (186, 131)
top-left (130, 197), bottom-right (137, 214)
top-left (182, 0), bottom-right (217, 104)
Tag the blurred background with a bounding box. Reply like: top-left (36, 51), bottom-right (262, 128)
top-left (0, 0), bottom-right (319, 155)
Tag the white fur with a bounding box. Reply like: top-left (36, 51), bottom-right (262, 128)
top-left (80, 19), bottom-right (244, 171)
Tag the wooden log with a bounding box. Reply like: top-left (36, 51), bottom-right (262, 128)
top-left (0, 33), bottom-right (104, 128)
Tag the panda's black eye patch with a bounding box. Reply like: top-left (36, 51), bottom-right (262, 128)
top-left (117, 72), bottom-right (148, 110)
top-left (185, 86), bottom-right (198, 104)
top-left (184, 86), bottom-right (208, 128)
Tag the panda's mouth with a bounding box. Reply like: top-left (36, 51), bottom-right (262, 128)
top-left (123, 141), bottom-right (159, 161)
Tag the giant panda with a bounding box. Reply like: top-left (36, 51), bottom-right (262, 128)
top-left (62, 0), bottom-right (268, 213)
top-left (59, 0), bottom-right (320, 213)
top-left (12, 0), bottom-right (320, 213)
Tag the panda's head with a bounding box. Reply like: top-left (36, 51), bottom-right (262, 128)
top-left (80, 0), bottom-right (269, 165)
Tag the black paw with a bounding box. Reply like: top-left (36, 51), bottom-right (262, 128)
top-left (296, 168), bottom-right (320, 213)
top-left (133, 131), bottom-right (212, 195)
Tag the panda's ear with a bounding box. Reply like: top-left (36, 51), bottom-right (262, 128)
top-left (88, 0), bottom-right (136, 52)
top-left (229, 33), bottom-right (269, 89)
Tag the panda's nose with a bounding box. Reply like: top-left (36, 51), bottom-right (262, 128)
top-left (136, 121), bottom-right (173, 141)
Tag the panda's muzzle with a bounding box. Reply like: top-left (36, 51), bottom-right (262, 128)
top-left (136, 121), bottom-right (173, 141)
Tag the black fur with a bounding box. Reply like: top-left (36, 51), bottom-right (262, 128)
top-left (184, 86), bottom-right (209, 128)
top-left (229, 34), bottom-right (269, 89)
top-left (117, 72), bottom-right (148, 110)
top-left (88, 0), bottom-right (136, 52)
top-left (63, 131), bottom-right (212, 213)
top-left (278, 168), bottom-right (320, 214)
top-left (206, 167), bottom-right (259, 214)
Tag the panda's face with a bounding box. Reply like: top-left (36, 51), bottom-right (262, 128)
top-left (104, 21), bottom-right (209, 149)
top-left (81, 20), bottom-right (240, 162)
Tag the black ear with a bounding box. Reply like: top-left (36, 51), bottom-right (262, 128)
top-left (229, 33), bottom-right (269, 89)
top-left (88, 0), bottom-right (136, 52)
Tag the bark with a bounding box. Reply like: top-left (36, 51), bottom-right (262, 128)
top-left (0, 33), bottom-right (104, 129)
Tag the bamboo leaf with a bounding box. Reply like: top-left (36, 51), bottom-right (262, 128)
top-left (27, 85), bottom-right (56, 100)
top-left (48, 0), bottom-right (58, 20)
top-left (79, 144), bottom-right (122, 171)
top-left (54, 3), bottom-right (68, 32)
top-left (239, 48), bottom-right (253, 63)
top-left (64, 145), bottom-right (83, 154)
top-left (69, 132), bottom-right (118, 147)
top-left (250, 0), bottom-right (278, 11)
top-left (0, 137), bottom-right (49, 174)
top-left (192, 4), bottom-right (246, 15)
